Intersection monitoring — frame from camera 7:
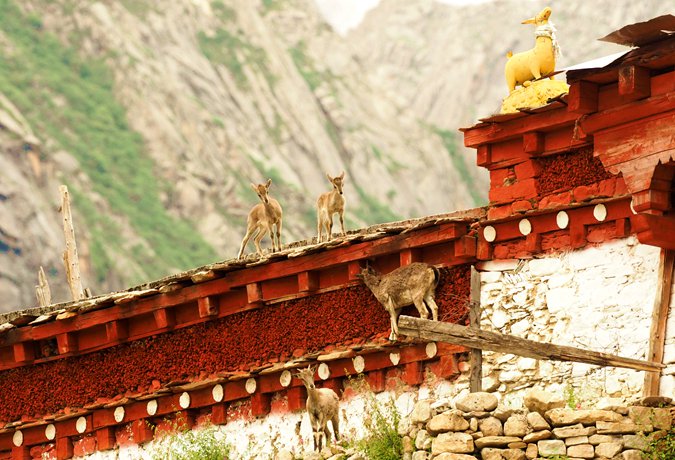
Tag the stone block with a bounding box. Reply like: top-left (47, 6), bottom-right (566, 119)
top-left (415, 429), bottom-right (431, 450)
top-left (455, 392), bottom-right (499, 412)
top-left (525, 443), bottom-right (538, 459)
top-left (504, 414), bottom-right (530, 437)
top-left (526, 412), bottom-right (550, 431)
top-left (595, 441), bottom-right (623, 458)
top-left (479, 417), bottom-right (503, 437)
top-left (433, 454), bottom-right (476, 460)
top-left (552, 423), bottom-right (596, 438)
top-left (628, 406), bottom-right (672, 430)
top-left (411, 452), bottom-right (428, 460)
top-left (474, 436), bottom-right (523, 449)
top-left (566, 443), bottom-right (594, 459)
top-left (597, 420), bottom-right (652, 435)
top-left (411, 400), bottom-right (432, 425)
top-left (523, 430), bottom-right (551, 443)
top-left (622, 449), bottom-right (644, 460)
top-left (427, 412), bottom-right (470, 434)
top-left (431, 432), bottom-right (474, 455)
top-left (588, 433), bottom-right (622, 445)
top-left (545, 408), bottom-right (623, 426)
top-left (565, 435), bottom-right (588, 446)
top-left (537, 439), bottom-right (566, 457)
top-left (524, 389), bottom-right (564, 414)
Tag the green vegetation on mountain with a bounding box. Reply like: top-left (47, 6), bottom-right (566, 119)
top-left (0, 0), bottom-right (216, 283)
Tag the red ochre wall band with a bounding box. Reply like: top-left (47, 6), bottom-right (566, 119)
top-left (0, 266), bottom-right (470, 423)
top-left (537, 147), bottom-right (615, 196)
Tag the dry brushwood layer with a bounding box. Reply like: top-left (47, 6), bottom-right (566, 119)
top-left (537, 147), bottom-right (615, 196)
top-left (0, 266), bottom-right (469, 422)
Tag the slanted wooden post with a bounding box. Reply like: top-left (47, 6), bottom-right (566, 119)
top-left (469, 266), bottom-right (482, 392)
top-left (398, 316), bottom-right (664, 373)
top-left (60, 185), bottom-right (85, 301)
top-left (35, 266), bottom-right (52, 306)
top-left (644, 249), bottom-right (675, 396)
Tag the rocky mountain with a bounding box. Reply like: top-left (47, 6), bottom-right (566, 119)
top-left (0, 0), bottom-right (668, 311)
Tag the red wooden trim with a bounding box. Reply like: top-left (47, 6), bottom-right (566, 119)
top-left (211, 404), bottom-right (227, 425)
top-left (57, 333), bottom-right (77, 355)
top-left (402, 361), bottom-right (423, 386)
top-left (105, 320), bottom-right (128, 342)
top-left (477, 144), bottom-right (491, 166)
top-left (12, 343), bottom-right (34, 364)
top-left (399, 248), bottom-right (422, 266)
top-left (250, 393), bottom-right (271, 417)
top-left (130, 419), bottom-right (153, 445)
top-left (153, 309), bottom-right (175, 330)
top-left (198, 296), bottom-right (218, 318)
top-left (12, 446), bottom-right (30, 460)
top-left (55, 437), bottom-right (73, 460)
top-left (96, 427), bottom-right (116, 451)
top-left (523, 132), bottom-right (544, 154)
top-left (568, 80), bottom-right (599, 114)
top-left (246, 283), bottom-right (263, 305)
top-left (631, 214), bottom-right (675, 250)
top-left (580, 91), bottom-right (675, 135)
top-left (297, 271), bottom-right (319, 292)
top-left (464, 106), bottom-right (578, 148)
top-left (618, 65), bottom-right (651, 101)
top-left (286, 386), bottom-right (306, 412)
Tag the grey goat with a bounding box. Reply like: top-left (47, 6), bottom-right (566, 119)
top-left (357, 262), bottom-right (440, 340)
top-left (296, 366), bottom-right (340, 452)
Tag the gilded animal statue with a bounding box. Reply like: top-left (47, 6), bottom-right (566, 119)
top-left (504, 7), bottom-right (560, 93)
top-left (316, 172), bottom-right (346, 243)
top-left (237, 179), bottom-right (283, 259)
top-left (357, 262), bottom-right (440, 341)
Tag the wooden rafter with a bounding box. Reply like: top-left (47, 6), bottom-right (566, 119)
top-left (398, 315), bottom-right (664, 373)
top-left (469, 266), bottom-right (482, 392)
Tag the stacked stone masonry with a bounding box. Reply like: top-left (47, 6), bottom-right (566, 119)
top-left (402, 389), bottom-right (675, 460)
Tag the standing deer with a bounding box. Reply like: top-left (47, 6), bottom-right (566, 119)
top-left (316, 172), bottom-right (346, 243)
top-left (296, 366), bottom-right (340, 452)
top-left (357, 263), bottom-right (440, 341)
top-left (237, 179), bottom-right (283, 259)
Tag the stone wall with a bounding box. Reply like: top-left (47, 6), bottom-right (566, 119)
top-left (402, 389), bottom-right (674, 460)
top-left (477, 236), bottom-right (661, 406)
top-left (660, 269), bottom-right (675, 396)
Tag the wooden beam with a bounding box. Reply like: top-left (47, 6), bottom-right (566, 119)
top-left (398, 316), bottom-right (664, 373)
top-left (469, 266), bottom-right (482, 392)
top-left (644, 249), bottom-right (675, 396)
top-left (568, 80), bottom-right (599, 114)
top-left (523, 132), bottom-right (544, 154)
top-left (618, 65), bottom-right (651, 101)
top-left (35, 266), bottom-right (51, 307)
top-left (59, 185), bottom-right (85, 301)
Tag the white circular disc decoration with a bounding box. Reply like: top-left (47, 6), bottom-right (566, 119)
top-left (45, 424), bottom-right (56, 441)
top-left (245, 378), bottom-right (257, 394)
top-left (114, 406), bottom-right (125, 423)
top-left (318, 363), bottom-right (331, 380)
top-left (76, 416), bottom-right (87, 434)
top-left (179, 392), bottom-right (191, 409)
top-left (630, 198), bottom-right (637, 214)
top-left (352, 356), bottom-right (365, 374)
top-left (518, 219), bottom-right (532, 236)
top-left (593, 203), bottom-right (607, 221)
top-left (279, 370), bottom-right (292, 388)
top-left (483, 226), bottom-right (497, 242)
top-left (426, 342), bottom-right (438, 359)
top-left (556, 211), bottom-right (569, 229)
top-left (389, 352), bottom-right (400, 366)
top-left (212, 384), bottom-right (224, 402)
top-left (12, 430), bottom-right (23, 447)
top-left (146, 400), bottom-right (158, 416)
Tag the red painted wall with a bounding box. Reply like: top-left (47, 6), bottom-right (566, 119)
top-left (538, 147), bottom-right (614, 196)
top-left (0, 266), bottom-right (469, 423)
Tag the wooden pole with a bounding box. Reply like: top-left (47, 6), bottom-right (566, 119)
top-left (469, 266), bottom-right (482, 392)
top-left (643, 249), bottom-right (674, 396)
top-left (60, 185), bottom-right (85, 301)
top-left (398, 315), bottom-right (664, 373)
top-left (35, 266), bottom-right (52, 307)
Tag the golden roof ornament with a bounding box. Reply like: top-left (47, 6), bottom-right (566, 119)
top-left (501, 7), bottom-right (569, 114)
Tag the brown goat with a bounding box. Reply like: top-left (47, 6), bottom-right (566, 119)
top-left (357, 262), bottom-right (440, 340)
top-left (237, 179), bottom-right (283, 259)
top-left (295, 366), bottom-right (340, 451)
top-left (316, 172), bottom-right (346, 243)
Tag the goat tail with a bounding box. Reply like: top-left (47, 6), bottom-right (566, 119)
top-left (431, 266), bottom-right (440, 287)
top-left (506, 51), bottom-right (513, 59)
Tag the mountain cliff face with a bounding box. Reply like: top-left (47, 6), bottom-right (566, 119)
top-left (0, 0), bottom-right (666, 311)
